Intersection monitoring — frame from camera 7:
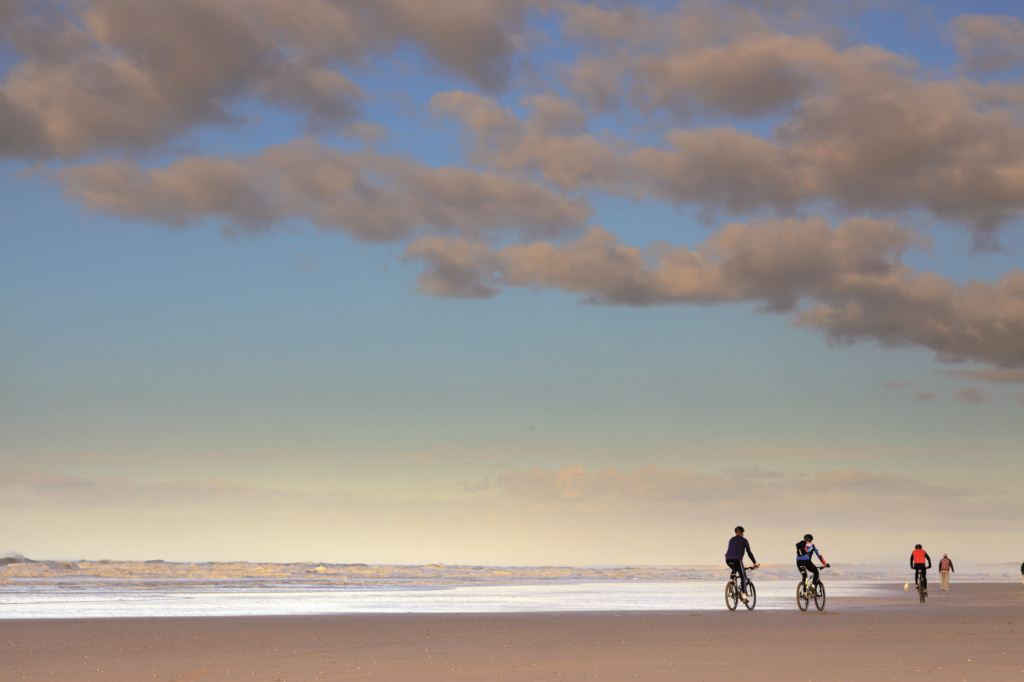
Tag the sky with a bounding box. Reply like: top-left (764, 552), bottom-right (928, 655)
top-left (1, 0), bottom-right (1023, 566)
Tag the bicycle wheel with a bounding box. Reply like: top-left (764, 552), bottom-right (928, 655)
top-left (919, 582), bottom-right (926, 603)
top-left (814, 582), bottom-right (826, 611)
top-left (744, 581), bottom-right (757, 610)
top-left (725, 581), bottom-right (738, 611)
top-left (796, 582), bottom-right (809, 611)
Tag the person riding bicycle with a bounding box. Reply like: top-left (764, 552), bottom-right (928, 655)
top-left (725, 526), bottom-right (760, 600)
top-left (910, 544), bottom-right (932, 592)
top-left (796, 533), bottom-right (829, 587)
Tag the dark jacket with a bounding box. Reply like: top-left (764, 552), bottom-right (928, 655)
top-left (725, 535), bottom-right (756, 563)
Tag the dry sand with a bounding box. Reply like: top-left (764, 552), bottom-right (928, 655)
top-left (1, 583), bottom-right (1021, 681)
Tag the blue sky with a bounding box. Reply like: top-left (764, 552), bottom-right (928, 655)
top-left (1, 1), bottom-right (1022, 564)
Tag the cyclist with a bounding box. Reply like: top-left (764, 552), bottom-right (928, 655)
top-left (796, 533), bottom-right (829, 586)
top-left (725, 526), bottom-right (759, 600)
top-left (910, 544), bottom-right (932, 593)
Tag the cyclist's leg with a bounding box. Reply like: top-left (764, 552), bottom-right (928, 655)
top-left (807, 562), bottom-right (820, 586)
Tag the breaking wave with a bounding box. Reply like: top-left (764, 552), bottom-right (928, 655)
top-left (1, 558), bottom-right (1017, 590)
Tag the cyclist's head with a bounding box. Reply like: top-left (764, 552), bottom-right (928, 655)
top-left (804, 533), bottom-right (813, 541)
top-left (734, 526), bottom-right (745, 534)
top-left (915, 544), bottom-right (922, 549)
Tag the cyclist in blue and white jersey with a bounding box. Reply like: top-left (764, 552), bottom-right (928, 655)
top-left (796, 533), bottom-right (829, 587)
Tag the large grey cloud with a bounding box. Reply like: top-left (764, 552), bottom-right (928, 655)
top-left (0, 0), bottom-right (537, 158)
top-left (473, 4), bottom-right (1024, 240)
top-left (407, 218), bottom-right (1024, 368)
top-left (60, 141), bottom-right (590, 242)
top-left (438, 74), bottom-right (1024, 243)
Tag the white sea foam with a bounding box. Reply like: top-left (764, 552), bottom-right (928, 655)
top-left (0, 580), bottom-right (890, 619)
top-left (1, 559), bottom-right (1015, 619)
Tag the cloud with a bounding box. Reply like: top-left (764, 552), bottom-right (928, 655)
top-left (431, 90), bottom-right (623, 191)
top-left (442, 57), bottom-right (1024, 240)
top-left (0, 470), bottom-right (339, 509)
top-left (0, 0), bottom-right (537, 158)
top-left (951, 14), bottom-right (1024, 74)
top-left (497, 466), bottom-right (732, 501)
top-left (629, 128), bottom-right (810, 214)
top-left (948, 368), bottom-right (1024, 384)
top-left (408, 218), bottom-right (1024, 368)
top-left (630, 35), bottom-right (905, 120)
top-left (883, 382), bottom-right (938, 402)
top-left (953, 387), bottom-right (988, 405)
top-left (4, 464), bottom-right (1019, 564)
top-left (60, 140), bottom-right (589, 242)
top-left (490, 465), bottom-right (1023, 529)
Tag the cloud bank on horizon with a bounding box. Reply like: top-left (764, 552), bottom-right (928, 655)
top-left (3, 0), bottom-right (1022, 382)
top-left (2, 464), bottom-right (1020, 564)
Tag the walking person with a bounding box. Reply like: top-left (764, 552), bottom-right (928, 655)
top-left (938, 553), bottom-right (954, 590)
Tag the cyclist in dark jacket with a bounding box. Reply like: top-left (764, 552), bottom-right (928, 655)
top-left (725, 526), bottom-right (759, 594)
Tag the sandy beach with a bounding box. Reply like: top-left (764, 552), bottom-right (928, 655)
top-left (2, 583), bottom-right (1021, 681)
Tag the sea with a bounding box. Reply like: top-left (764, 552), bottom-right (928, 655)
top-left (0, 559), bottom-right (1016, 619)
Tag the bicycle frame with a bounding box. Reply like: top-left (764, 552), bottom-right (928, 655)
top-left (725, 565), bottom-right (757, 611)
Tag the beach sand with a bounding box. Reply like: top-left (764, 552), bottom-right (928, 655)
top-left (1, 583), bottom-right (1020, 681)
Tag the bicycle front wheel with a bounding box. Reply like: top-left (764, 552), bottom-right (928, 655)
top-left (796, 582), bottom-right (809, 611)
top-left (814, 582), bottom-right (826, 611)
top-left (725, 582), bottom-right (738, 611)
top-left (744, 581), bottom-right (757, 610)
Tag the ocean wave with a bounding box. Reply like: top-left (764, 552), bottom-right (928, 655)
top-left (1, 558), bottom-right (1018, 589)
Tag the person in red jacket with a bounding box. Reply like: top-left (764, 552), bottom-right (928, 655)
top-left (910, 544), bottom-right (931, 593)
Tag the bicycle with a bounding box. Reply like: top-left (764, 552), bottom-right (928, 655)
top-left (914, 569), bottom-right (927, 604)
top-left (796, 565), bottom-right (828, 611)
top-left (725, 565), bottom-right (757, 611)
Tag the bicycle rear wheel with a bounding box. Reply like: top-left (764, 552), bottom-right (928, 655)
top-left (814, 582), bottom-right (826, 611)
top-left (796, 582), bottom-right (809, 611)
top-left (744, 581), bottom-right (756, 610)
top-left (725, 581), bottom-right (738, 611)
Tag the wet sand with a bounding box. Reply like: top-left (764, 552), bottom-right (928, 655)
top-left (1, 583), bottom-right (1021, 681)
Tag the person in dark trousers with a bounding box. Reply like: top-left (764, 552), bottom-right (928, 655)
top-left (938, 553), bottom-right (954, 590)
top-left (796, 533), bottom-right (829, 586)
top-left (910, 544), bottom-right (932, 593)
top-left (725, 526), bottom-right (759, 600)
